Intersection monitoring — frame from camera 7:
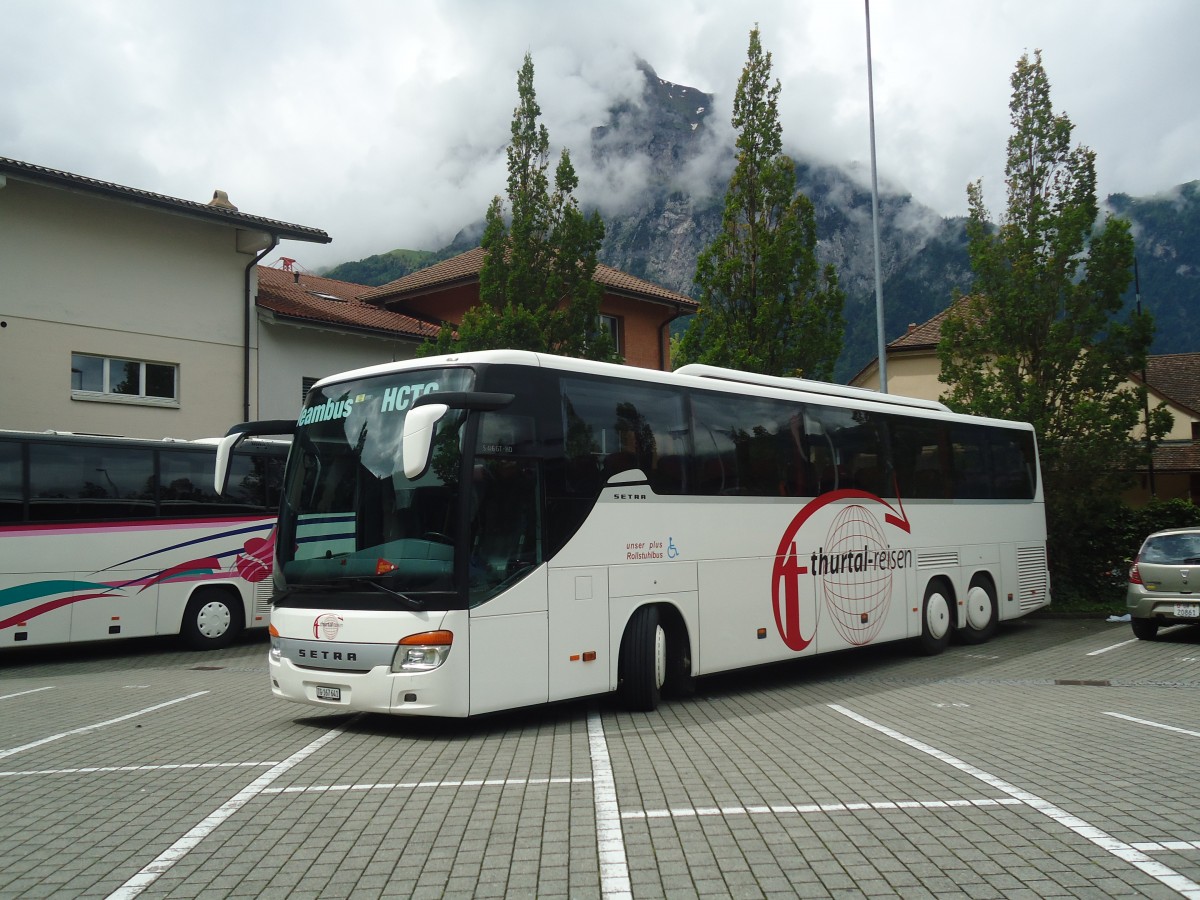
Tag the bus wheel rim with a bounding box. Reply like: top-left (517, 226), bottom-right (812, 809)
top-left (926, 592), bottom-right (951, 640)
top-left (654, 625), bottom-right (666, 690)
top-left (198, 601), bottom-right (232, 637)
top-left (966, 586), bottom-right (993, 631)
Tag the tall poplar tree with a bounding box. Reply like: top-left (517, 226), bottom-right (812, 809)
top-left (673, 27), bottom-right (844, 378)
top-left (937, 51), bottom-right (1168, 580)
top-left (425, 53), bottom-right (615, 360)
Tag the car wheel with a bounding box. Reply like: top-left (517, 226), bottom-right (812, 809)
top-left (1131, 617), bottom-right (1159, 641)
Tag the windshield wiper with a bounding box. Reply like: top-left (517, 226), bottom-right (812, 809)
top-left (341, 577), bottom-right (426, 610)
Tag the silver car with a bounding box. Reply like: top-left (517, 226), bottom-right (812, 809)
top-left (1126, 527), bottom-right (1200, 639)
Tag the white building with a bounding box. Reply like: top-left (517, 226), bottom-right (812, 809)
top-left (0, 157), bottom-right (427, 439)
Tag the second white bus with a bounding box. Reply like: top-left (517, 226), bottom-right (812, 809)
top-left (1, 430), bottom-right (286, 651)
top-left (220, 350), bottom-right (1050, 716)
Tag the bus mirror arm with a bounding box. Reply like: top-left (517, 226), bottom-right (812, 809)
top-left (213, 420), bottom-right (297, 495)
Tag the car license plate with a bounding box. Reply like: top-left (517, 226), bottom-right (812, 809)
top-left (1174, 603), bottom-right (1199, 618)
top-left (315, 685), bottom-right (341, 701)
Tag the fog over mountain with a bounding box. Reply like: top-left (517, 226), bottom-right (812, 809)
top-left (327, 64), bottom-right (1200, 382)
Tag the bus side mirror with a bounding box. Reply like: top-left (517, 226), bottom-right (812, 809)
top-left (213, 432), bottom-right (243, 494)
top-left (403, 403), bottom-right (449, 480)
top-left (213, 419), bottom-right (296, 494)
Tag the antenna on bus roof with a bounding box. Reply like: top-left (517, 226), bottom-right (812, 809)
top-left (672, 364), bottom-right (949, 413)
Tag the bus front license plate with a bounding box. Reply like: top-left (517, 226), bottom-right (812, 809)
top-left (1174, 603), bottom-right (1199, 618)
top-left (315, 685), bottom-right (341, 701)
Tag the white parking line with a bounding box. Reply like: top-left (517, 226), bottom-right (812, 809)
top-left (1088, 637), bottom-right (1139, 656)
top-left (1134, 841), bottom-right (1200, 853)
top-left (622, 797), bottom-right (1024, 819)
top-left (0, 761), bottom-right (278, 778)
top-left (0, 686), bottom-right (54, 701)
top-left (260, 775), bottom-right (590, 794)
top-left (0, 692), bottom-right (208, 761)
top-left (588, 708), bottom-right (631, 900)
top-left (829, 703), bottom-right (1200, 899)
top-left (106, 720), bottom-right (351, 899)
top-left (1103, 712), bottom-right (1200, 739)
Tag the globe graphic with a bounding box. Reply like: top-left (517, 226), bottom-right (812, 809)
top-left (821, 505), bottom-right (892, 644)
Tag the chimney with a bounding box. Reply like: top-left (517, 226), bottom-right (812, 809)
top-left (906, 323), bottom-right (917, 335)
top-left (208, 189), bottom-right (238, 211)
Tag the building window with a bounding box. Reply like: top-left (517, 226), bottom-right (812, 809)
top-left (70, 353), bottom-right (179, 407)
top-left (599, 314), bottom-right (622, 355)
top-left (302, 376), bottom-right (319, 406)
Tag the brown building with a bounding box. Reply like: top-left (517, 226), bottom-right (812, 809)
top-left (359, 247), bottom-right (698, 371)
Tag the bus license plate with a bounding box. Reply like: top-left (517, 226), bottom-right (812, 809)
top-left (315, 685), bottom-right (341, 701)
top-left (1174, 603), bottom-right (1199, 618)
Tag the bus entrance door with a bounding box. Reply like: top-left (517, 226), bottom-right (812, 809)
top-left (547, 567), bottom-right (610, 702)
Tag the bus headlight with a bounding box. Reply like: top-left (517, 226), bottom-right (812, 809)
top-left (269, 624), bottom-right (281, 662)
top-left (392, 630), bottom-right (453, 672)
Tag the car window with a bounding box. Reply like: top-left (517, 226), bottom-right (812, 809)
top-left (1142, 533), bottom-right (1200, 564)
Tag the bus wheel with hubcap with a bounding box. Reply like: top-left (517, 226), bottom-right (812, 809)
top-left (1131, 617), bottom-right (1159, 641)
top-left (619, 605), bottom-right (666, 711)
top-left (919, 581), bottom-right (953, 655)
top-left (182, 589), bottom-right (241, 650)
top-left (957, 578), bottom-right (998, 645)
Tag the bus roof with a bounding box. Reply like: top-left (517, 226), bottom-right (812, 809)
top-left (307, 350), bottom-right (1031, 432)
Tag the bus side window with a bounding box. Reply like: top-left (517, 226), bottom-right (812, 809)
top-left (561, 377), bottom-right (688, 495)
top-left (0, 440), bottom-right (22, 523)
top-left (29, 442), bottom-right (155, 521)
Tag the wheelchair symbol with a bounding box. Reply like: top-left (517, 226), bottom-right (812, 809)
top-left (667, 537), bottom-right (679, 559)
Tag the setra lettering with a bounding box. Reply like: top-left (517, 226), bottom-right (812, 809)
top-left (297, 648), bottom-right (358, 662)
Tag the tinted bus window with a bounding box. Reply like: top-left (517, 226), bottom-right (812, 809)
top-left (160, 449), bottom-right (281, 516)
top-left (806, 405), bottom-right (890, 497)
top-left (889, 416), bottom-right (951, 499)
top-left (561, 377), bottom-right (689, 496)
top-left (691, 392), bottom-right (806, 497)
top-left (28, 442), bottom-right (156, 521)
top-left (0, 441), bottom-right (22, 523)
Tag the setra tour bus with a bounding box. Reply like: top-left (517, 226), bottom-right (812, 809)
top-left (1, 430), bottom-right (286, 650)
top-left (216, 350), bottom-right (1049, 716)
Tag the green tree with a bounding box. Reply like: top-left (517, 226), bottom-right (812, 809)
top-left (673, 27), bottom-right (844, 378)
top-left (424, 54), bottom-right (615, 360)
top-left (936, 50), bottom-right (1170, 585)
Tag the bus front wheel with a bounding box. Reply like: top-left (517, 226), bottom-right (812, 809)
top-left (919, 581), bottom-right (953, 655)
top-left (619, 606), bottom-right (666, 711)
top-left (181, 589), bottom-right (242, 650)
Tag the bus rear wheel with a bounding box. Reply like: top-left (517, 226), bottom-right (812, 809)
top-left (919, 580), bottom-right (953, 655)
top-left (957, 577), bottom-right (998, 645)
top-left (619, 605), bottom-right (666, 711)
top-left (182, 589), bottom-right (242, 650)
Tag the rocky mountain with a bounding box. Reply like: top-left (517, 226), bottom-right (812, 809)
top-left (325, 63), bottom-right (1199, 383)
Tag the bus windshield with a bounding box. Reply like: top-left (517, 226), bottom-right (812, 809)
top-left (276, 367), bottom-right (473, 604)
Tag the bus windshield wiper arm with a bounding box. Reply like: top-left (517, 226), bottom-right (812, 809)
top-left (343, 577), bottom-right (425, 610)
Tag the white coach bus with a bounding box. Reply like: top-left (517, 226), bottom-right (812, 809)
top-left (0, 430), bottom-right (286, 650)
top-left (218, 350), bottom-right (1049, 716)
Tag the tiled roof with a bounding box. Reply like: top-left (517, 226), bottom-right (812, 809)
top-left (360, 247), bottom-right (698, 310)
top-left (1143, 353), bottom-right (1200, 417)
top-left (1143, 441), bottom-right (1200, 473)
top-left (887, 296), bottom-right (981, 351)
top-left (1, 156), bottom-right (330, 244)
top-left (256, 266), bottom-right (437, 339)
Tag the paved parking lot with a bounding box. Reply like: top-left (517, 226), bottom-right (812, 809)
top-left (2, 616), bottom-right (1199, 899)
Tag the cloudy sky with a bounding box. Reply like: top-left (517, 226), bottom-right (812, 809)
top-left (4, 0), bottom-right (1196, 271)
